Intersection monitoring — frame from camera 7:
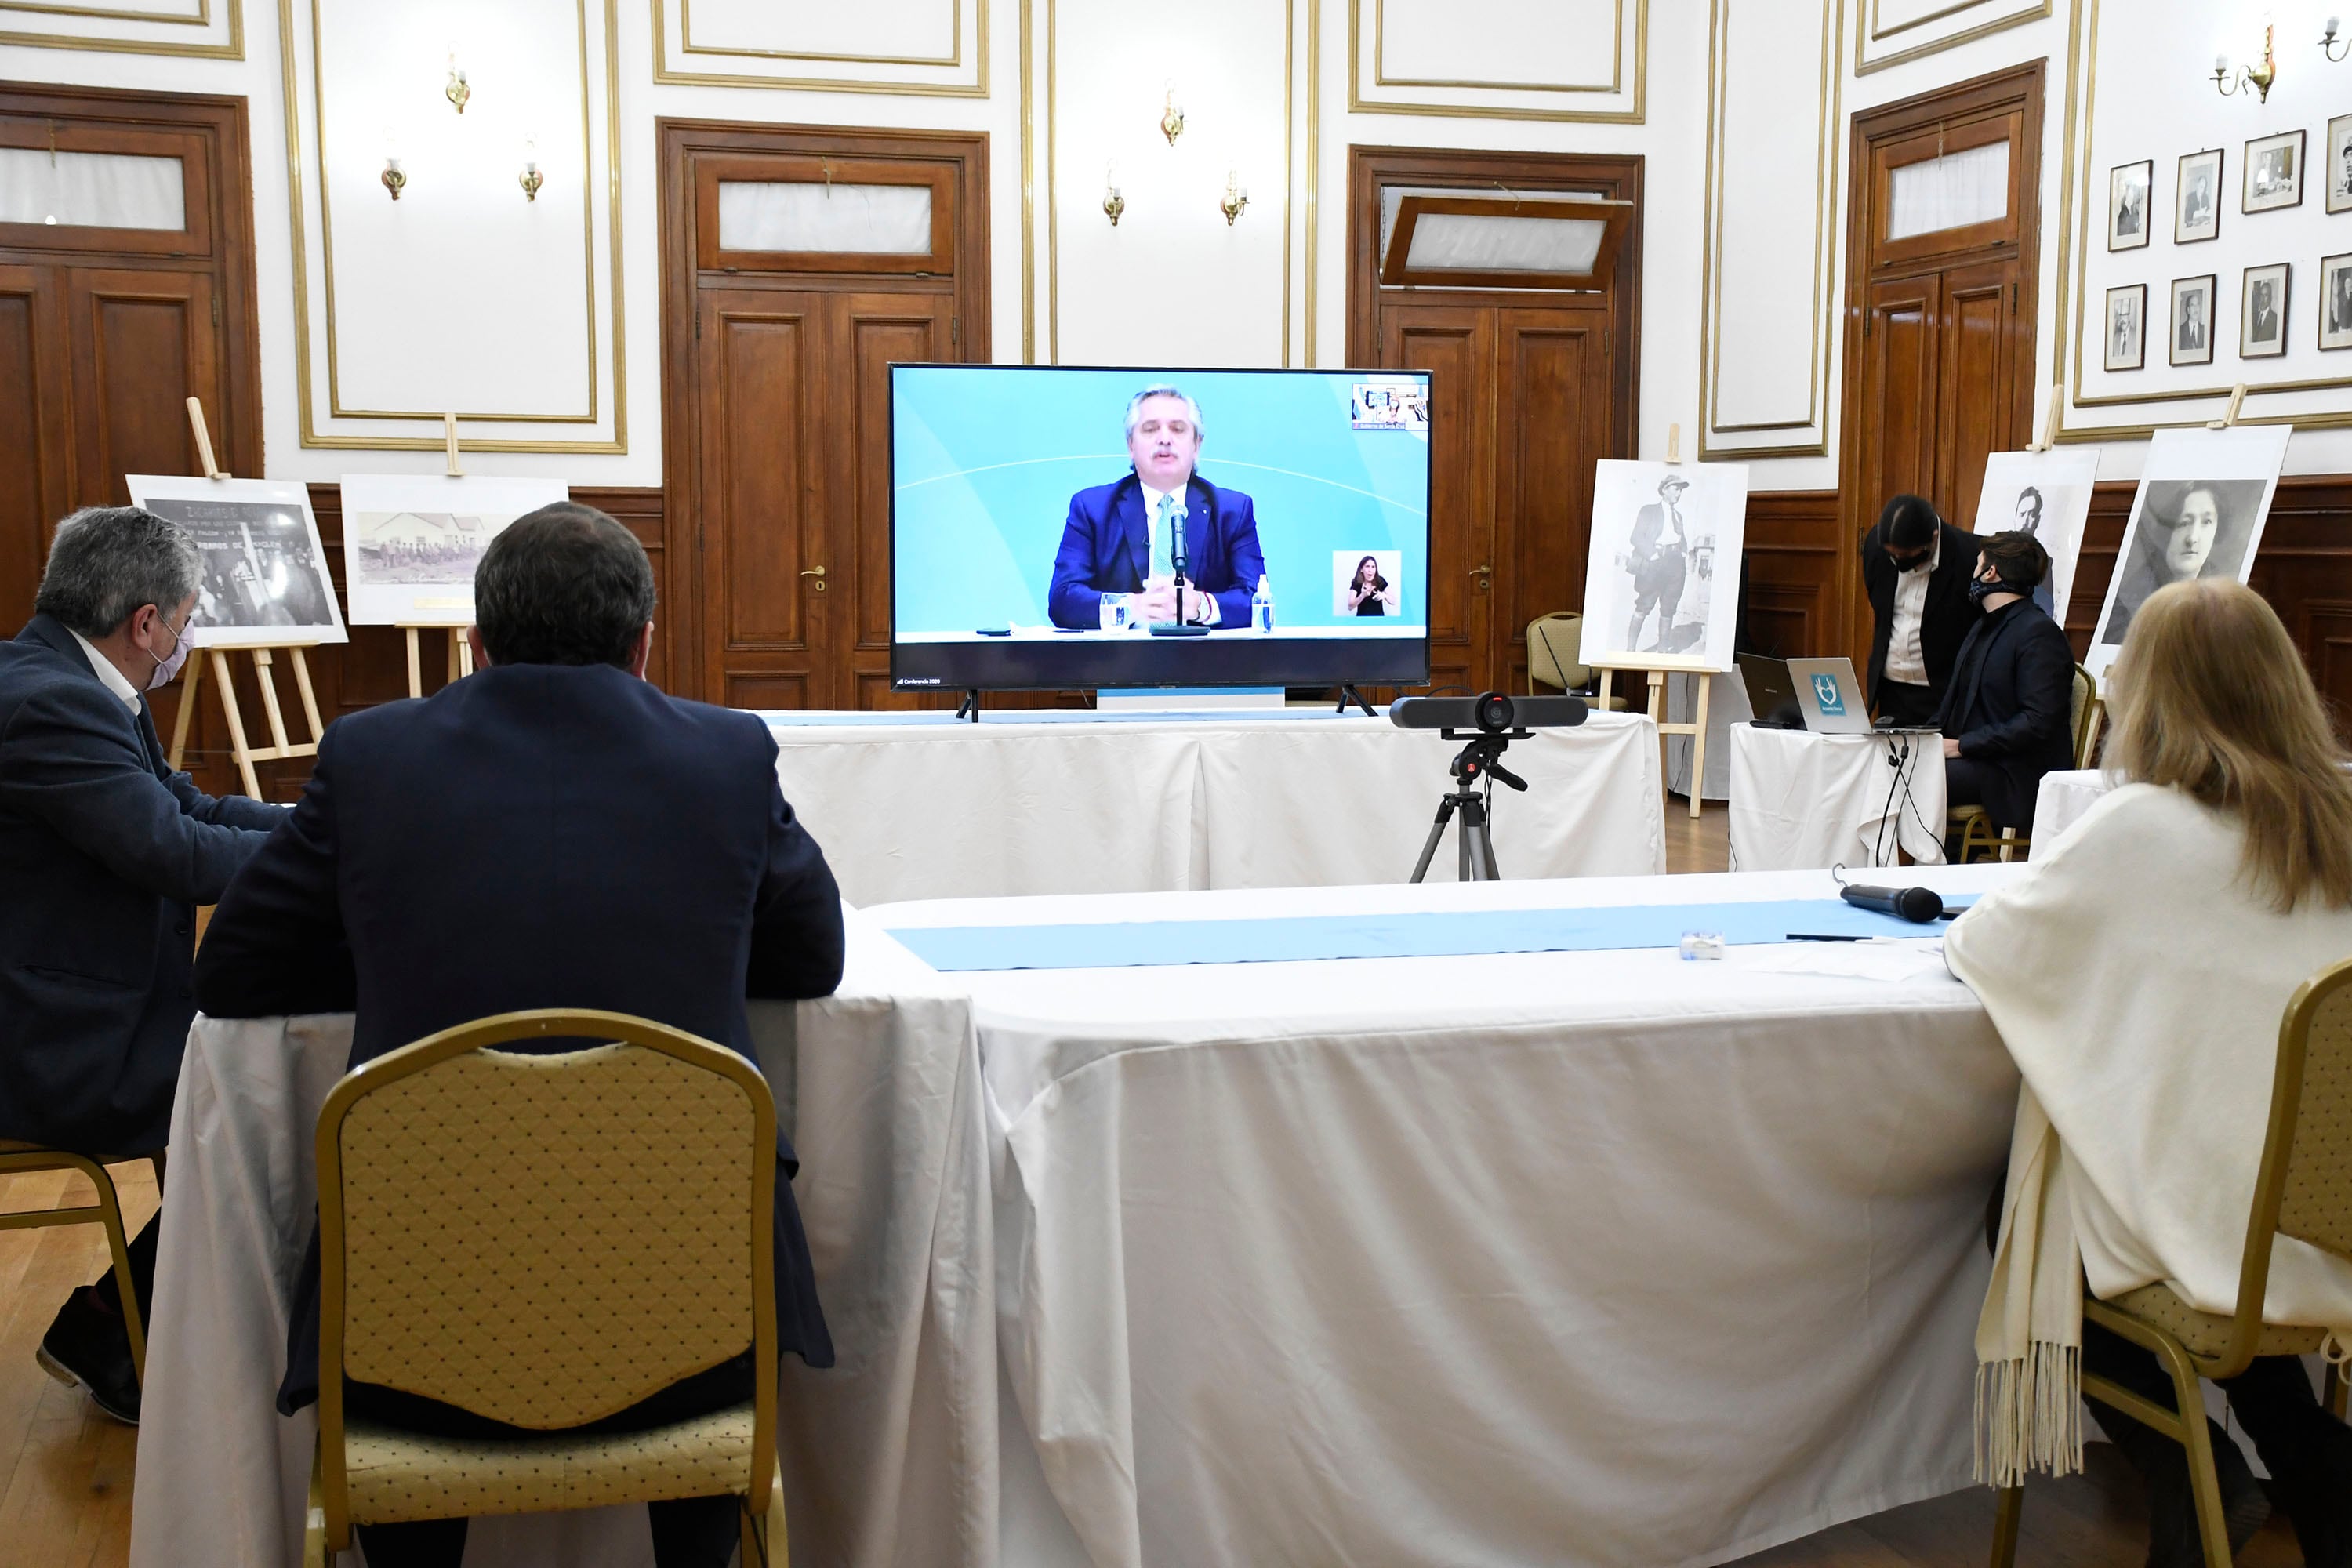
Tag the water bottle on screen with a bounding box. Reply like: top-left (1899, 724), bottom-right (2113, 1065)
top-left (1251, 575), bottom-right (1275, 633)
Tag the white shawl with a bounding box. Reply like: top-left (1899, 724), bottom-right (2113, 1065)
top-left (1944, 783), bottom-right (2352, 1485)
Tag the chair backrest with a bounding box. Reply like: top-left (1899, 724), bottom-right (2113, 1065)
top-left (316, 1010), bottom-right (777, 1432)
top-left (1527, 612), bottom-right (1588, 692)
top-left (2211, 957), bottom-right (2352, 1374)
top-left (2070, 665), bottom-right (2100, 768)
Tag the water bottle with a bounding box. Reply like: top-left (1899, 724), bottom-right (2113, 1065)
top-left (1251, 575), bottom-right (1275, 633)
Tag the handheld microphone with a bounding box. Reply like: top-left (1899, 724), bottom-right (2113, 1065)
top-left (1838, 882), bottom-right (1944, 923)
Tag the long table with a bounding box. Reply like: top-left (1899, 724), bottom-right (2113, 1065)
top-left (759, 708), bottom-right (1666, 904)
top-left (132, 865), bottom-right (2024, 1568)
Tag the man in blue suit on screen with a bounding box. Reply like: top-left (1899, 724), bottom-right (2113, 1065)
top-left (1046, 384), bottom-right (1268, 628)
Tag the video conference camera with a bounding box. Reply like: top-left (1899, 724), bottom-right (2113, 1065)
top-left (1388, 691), bottom-right (1589, 736)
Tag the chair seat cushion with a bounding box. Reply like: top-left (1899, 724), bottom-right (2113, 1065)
top-left (343, 1402), bottom-right (757, 1524)
top-left (2103, 1283), bottom-right (2332, 1359)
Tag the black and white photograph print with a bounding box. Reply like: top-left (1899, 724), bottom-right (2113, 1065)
top-left (1576, 459), bottom-right (1751, 674)
top-left (2241, 263), bottom-right (2290, 358)
top-left (2321, 252), bottom-right (2352, 350)
top-left (2106, 283), bottom-right (2147, 371)
top-left (2086, 424), bottom-right (2288, 677)
top-left (2177, 148), bottom-right (2223, 242)
top-left (2108, 159), bottom-right (2153, 249)
top-left (122, 475), bottom-right (347, 648)
top-left (1971, 449), bottom-right (2100, 620)
top-left (2244, 129), bottom-right (2306, 214)
top-left (336, 474), bottom-right (568, 625)
top-left (2330, 114), bottom-right (2352, 214)
top-left (2171, 274), bottom-right (2217, 366)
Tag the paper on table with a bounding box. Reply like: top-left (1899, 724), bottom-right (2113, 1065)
top-left (1731, 937), bottom-right (1953, 982)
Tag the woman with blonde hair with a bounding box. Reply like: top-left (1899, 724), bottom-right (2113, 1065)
top-left (1947, 578), bottom-right (2352, 1568)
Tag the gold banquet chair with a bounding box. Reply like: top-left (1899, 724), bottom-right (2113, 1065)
top-left (304, 1009), bottom-right (789, 1567)
top-left (0, 1141), bottom-right (158, 1385)
top-left (1950, 662), bottom-right (2098, 864)
top-left (1526, 612), bottom-right (1628, 710)
top-left (1989, 954), bottom-right (2352, 1568)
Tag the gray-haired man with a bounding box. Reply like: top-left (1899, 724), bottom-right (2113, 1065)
top-left (0, 506), bottom-right (288, 1422)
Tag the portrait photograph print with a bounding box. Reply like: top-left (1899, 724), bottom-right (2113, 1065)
top-left (2108, 159), bottom-right (2152, 250)
top-left (2086, 424), bottom-right (2288, 677)
top-left (2170, 274), bottom-right (2216, 367)
top-left (1971, 449), bottom-right (2100, 620)
top-left (2105, 283), bottom-right (2147, 371)
top-left (1575, 459), bottom-right (1751, 673)
top-left (2244, 129), bottom-right (2305, 214)
top-left (123, 475), bottom-right (347, 648)
top-left (2176, 147), bottom-right (2223, 242)
top-left (2241, 263), bottom-right (2290, 359)
top-left (2323, 252), bottom-right (2352, 350)
top-left (2332, 114), bottom-right (2352, 214)
top-left (338, 474), bottom-right (568, 626)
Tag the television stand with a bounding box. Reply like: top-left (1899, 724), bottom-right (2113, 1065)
top-left (955, 688), bottom-right (982, 723)
top-left (1334, 684), bottom-right (1377, 717)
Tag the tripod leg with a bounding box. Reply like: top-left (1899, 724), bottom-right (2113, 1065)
top-left (1458, 808), bottom-right (1473, 882)
top-left (1475, 818), bottom-right (1501, 881)
top-left (1410, 797), bottom-right (1457, 884)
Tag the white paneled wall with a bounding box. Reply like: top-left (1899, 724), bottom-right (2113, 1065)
top-left (13, 0), bottom-right (2352, 485)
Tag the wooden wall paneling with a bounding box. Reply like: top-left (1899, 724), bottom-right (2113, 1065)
top-left (0, 265), bottom-right (69, 626)
top-left (1739, 490), bottom-right (1843, 659)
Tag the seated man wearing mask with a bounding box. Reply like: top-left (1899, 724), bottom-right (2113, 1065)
top-left (0, 506), bottom-right (287, 1423)
top-left (1937, 529), bottom-right (2077, 855)
top-left (196, 503), bottom-right (844, 1568)
top-left (1860, 493), bottom-right (1983, 727)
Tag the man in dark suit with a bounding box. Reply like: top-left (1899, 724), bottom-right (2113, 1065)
top-left (195, 503), bottom-right (844, 1568)
top-left (0, 506), bottom-right (287, 1423)
top-left (1046, 384), bottom-right (1269, 629)
top-left (1858, 493), bottom-right (1983, 728)
top-left (1623, 473), bottom-right (1690, 652)
top-left (1938, 529), bottom-right (2077, 851)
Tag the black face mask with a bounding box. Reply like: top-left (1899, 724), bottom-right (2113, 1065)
top-left (1970, 572), bottom-right (2029, 605)
top-left (1888, 549), bottom-right (1931, 572)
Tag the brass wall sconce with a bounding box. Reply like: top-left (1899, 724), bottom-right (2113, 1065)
top-left (445, 48), bottom-right (472, 114)
top-left (2323, 14), bottom-right (2350, 61)
top-left (1160, 86), bottom-right (1185, 146)
top-left (2215, 22), bottom-right (2277, 100)
top-left (381, 157), bottom-right (406, 201)
top-left (519, 140), bottom-right (543, 202)
top-left (1220, 172), bottom-right (1249, 226)
top-left (1103, 182), bottom-right (1125, 227)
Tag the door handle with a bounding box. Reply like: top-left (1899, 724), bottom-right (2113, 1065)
top-left (1470, 564), bottom-right (1492, 591)
top-left (801, 565), bottom-right (826, 593)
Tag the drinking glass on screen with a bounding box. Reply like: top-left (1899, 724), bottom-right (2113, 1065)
top-left (1099, 593), bottom-right (1133, 631)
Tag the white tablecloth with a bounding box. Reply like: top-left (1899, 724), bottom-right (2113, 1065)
top-left (874, 864), bottom-right (2025, 1568)
top-left (1727, 723), bottom-right (1947, 870)
top-left (128, 910), bottom-right (997, 1568)
top-left (761, 710), bottom-right (1665, 904)
top-left (2031, 768), bottom-right (2109, 856)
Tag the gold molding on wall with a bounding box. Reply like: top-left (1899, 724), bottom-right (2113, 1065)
top-left (1305, 0), bottom-right (1319, 367)
top-left (1019, 0), bottom-right (1035, 362)
top-left (1370, 0), bottom-right (1621, 94)
top-left (2055, 0), bottom-right (2352, 438)
top-left (1346, 0), bottom-right (1646, 124)
top-left (1698, 0), bottom-right (1842, 459)
top-left (0, 0), bottom-right (239, 58)
top-left (680, 0), bottom-right (960, 67)
top-left (1041, 0), bottom-right (1298, 368)
top-left (1854, 0), bottom-right (2048, 78)
top-left (280, 0), bottom-right (627, 452)
top-left (649, 0), bottom-right (988, 96)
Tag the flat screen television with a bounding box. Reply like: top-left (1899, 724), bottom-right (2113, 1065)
top-left (890, 365), bottom-right (1432, 692)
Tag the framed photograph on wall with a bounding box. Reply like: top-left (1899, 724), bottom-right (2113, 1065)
top-left (2105, 283), bottom-right (2147, 370)
top-left (2108, 159), bottom-right (2153, 249)
top-left (2330, 114), bottom-right (2352, 213)
top-left (2244, 129), bottom-right (2306, 213)
top-left (2170, 274), bottom-right (2217, 366)
top-left (2176, 148), bottom-right (2223, 241)
top-left (2321, 252), bottom-right (2352, 350)
top-left (2240, 263), bottom-right (2290, 358)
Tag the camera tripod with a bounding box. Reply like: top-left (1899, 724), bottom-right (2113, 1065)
top-left (1408, 728), bottom-right (1530, 883)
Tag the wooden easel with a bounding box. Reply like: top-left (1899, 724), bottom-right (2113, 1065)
top-left (1591, 423), bottom-right (1724, 820)
top-left (162, 397), bottom-right (327, 798)
top-left (394, 415), bottom-right (476, 699)
top-left (2027, 379), bottom-right (2064, 453)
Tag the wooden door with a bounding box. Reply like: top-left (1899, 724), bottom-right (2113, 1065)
top-left (1838, 64), bottom-right (2043, 666)
top-left (660, 121), bottom-right (986, 710)
top-left (1348, 147), bottom-right (1642, 698)
top-left (64, 266), bottom-right (223, 506)
top-left (0, 263), bottom-right (71, 615)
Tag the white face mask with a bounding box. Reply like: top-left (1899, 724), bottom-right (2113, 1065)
top-left (144, 610), bottom-right (194, 691)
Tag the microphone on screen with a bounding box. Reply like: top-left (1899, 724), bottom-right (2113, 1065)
top-left (1169, 502), bottom-right (1189, 577)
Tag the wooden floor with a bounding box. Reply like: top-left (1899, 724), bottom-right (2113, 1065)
top-left (0, 801), bottom-right (2296, 1567)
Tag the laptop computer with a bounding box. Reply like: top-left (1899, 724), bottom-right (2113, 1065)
top-left (1785, 656), bottom-right (1875, 735)
top-left (1735, 652), bottom-right (1806, 729)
